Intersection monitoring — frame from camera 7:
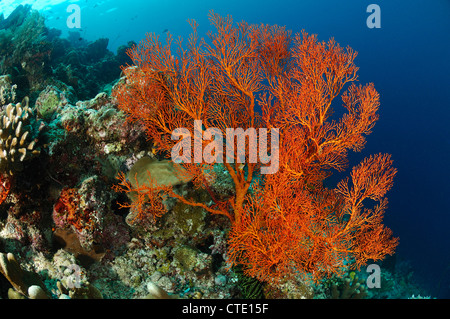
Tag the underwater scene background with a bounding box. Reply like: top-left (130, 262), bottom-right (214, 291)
top-left (0, 0), bottom-right (448, 300)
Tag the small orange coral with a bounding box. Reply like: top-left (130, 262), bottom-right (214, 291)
top-left (0, 175), bottom-right (10, 205)
top-left (112, 171), bottom-right (168, 224)
top-left (53, 188), bottom-right (94, 232)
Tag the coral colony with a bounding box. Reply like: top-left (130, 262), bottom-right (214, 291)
top-left (113, 11), bottom-right (398, 284)
top-left (0, 5), bottom-right (428, 300)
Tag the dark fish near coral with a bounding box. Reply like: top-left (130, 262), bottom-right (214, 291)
top-left (162, 28), bottom-right (169, 34)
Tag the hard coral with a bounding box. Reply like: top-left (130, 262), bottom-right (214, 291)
top-left (0, 252), bottom-right (50, 299)
top-left (0, 97), bottom-right (41, 174)
top-left (0, 75), bottom-right (17, 105)
top-left (35, 85), bottom-right (74, 121)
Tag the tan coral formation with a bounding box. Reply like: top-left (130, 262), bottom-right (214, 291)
top-left (0, 252), bottom-right (49, 299)
top-left (0, 97), bottom-right (40, 174)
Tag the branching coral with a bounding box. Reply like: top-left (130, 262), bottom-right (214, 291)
top-left (112, 11), bottom-right (398, 283)
top-left (229, 153), bottom-right (398, 283)
top-left (113, 170), bottom-right (170, 225)
top-left (0, 97), bottom-right (41, 174)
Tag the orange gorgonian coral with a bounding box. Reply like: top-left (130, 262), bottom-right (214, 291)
top-left (112, 11), bottom-right (398, 283)
top-left (112, 171), bottom-right (168, 225)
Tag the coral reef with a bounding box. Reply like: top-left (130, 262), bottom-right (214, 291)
top-left (0, 5), bottom-right (133, 103)
top-left (0, 5), bottom-right (51, 96)
top-left (0, 74), bottom-right (17, 105)
top-left (49, 35), bottom-right (134, 101)
top-left (0, 6), bottom-right (431, 300)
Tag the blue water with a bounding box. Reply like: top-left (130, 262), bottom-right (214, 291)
top-left (2, 0), bottom-right (449, 298)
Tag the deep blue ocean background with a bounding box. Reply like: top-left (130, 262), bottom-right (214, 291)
top-left (1, 0), bottom-right (449, 298)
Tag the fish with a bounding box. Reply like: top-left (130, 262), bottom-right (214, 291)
top-left (105, 7), bottom-right (118, 13)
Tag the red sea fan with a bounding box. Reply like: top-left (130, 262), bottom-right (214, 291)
top-left (112, 11), bottom-right (398, 282)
